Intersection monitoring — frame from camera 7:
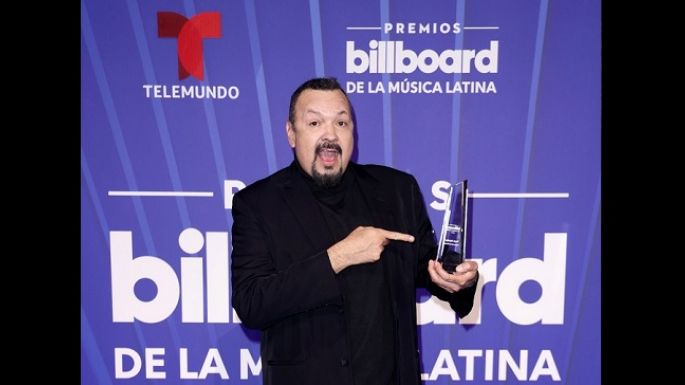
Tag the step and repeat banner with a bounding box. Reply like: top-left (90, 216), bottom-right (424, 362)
top-left (81, 0), bottom-right (600, 383)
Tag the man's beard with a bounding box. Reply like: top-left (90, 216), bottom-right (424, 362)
top-left (311, 142), bottom-right (344, 188)
top-left (311, 164), bottom-right (344, 188)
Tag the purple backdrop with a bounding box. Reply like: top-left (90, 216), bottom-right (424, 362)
top-left (81, 0), bottom-right (600, 383)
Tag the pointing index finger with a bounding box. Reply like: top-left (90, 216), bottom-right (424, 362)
top-left (381, 229), bottom-right (415, 243)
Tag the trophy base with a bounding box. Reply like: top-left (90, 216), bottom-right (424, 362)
top-left (438, 249), bottom-right (463, 273)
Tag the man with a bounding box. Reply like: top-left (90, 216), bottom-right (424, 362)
top-left (231, 77), bottom-right (478, 385)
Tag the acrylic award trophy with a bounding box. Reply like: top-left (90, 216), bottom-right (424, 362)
top-left (436, 180), bottom-right (469, 273)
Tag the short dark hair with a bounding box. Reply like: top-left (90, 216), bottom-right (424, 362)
top-left (288, 77), bottom-right (349, 124)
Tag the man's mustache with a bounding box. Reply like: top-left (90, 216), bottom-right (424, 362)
top-left (316, 142), bottom-right (342, 154)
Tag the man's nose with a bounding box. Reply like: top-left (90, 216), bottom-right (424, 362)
top-left (322, 121), bottom-right (339, 140)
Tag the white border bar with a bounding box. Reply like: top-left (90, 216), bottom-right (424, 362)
top-left (108, 191), bottom-right (214, 197)
top-left (469, 193), bottom-right (569, 199)
top-left (463, 26), bottom-right (500, 30)
top-left (346, 26), bottom-right (382, 30)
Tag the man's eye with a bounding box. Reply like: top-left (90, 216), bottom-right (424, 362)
top-left (308, 121), bottom-right (320, 127)
top-left (337, 121), bottom-right (348, 127)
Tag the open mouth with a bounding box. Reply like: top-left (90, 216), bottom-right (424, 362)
top-left (316, 143), bottom-right (342, 167)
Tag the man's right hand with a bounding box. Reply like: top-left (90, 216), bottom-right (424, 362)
top-left (327, 226), bottom-right (415, 273)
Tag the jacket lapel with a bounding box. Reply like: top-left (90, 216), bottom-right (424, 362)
top-left (353, 164), bottom-right (402, 319)
top-left (353, 164), bottom-right (397, 231)
top-left (277, 163), bottom-right (335, 253)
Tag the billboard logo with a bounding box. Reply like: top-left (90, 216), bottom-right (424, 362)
top-left (157, 12), bottom-right (221, 80)
top-left (110, 228), bottom-right (230, 323)
top-left (346, 40), bottom-right (498, 74)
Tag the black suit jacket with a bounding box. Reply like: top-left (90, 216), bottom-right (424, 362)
top-left (231, 162), bottom-right (476, 385)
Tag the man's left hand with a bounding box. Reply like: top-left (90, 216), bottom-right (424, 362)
top-left (427, 260), bottom-right (478, 293)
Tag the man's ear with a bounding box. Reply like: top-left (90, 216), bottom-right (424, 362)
top-left (286, 121), bottom-right (296, 148)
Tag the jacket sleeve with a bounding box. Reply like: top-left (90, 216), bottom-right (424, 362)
top-left (230, 193), bottom-right (342, 330)
top-left (410, 177), bottom-right (477, 318)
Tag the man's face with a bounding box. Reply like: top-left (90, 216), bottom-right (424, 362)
top-left (287, 89), bottom-right (354, 186)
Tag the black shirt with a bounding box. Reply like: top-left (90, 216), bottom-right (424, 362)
top-left (295, 162), bottom-right (396, 385)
